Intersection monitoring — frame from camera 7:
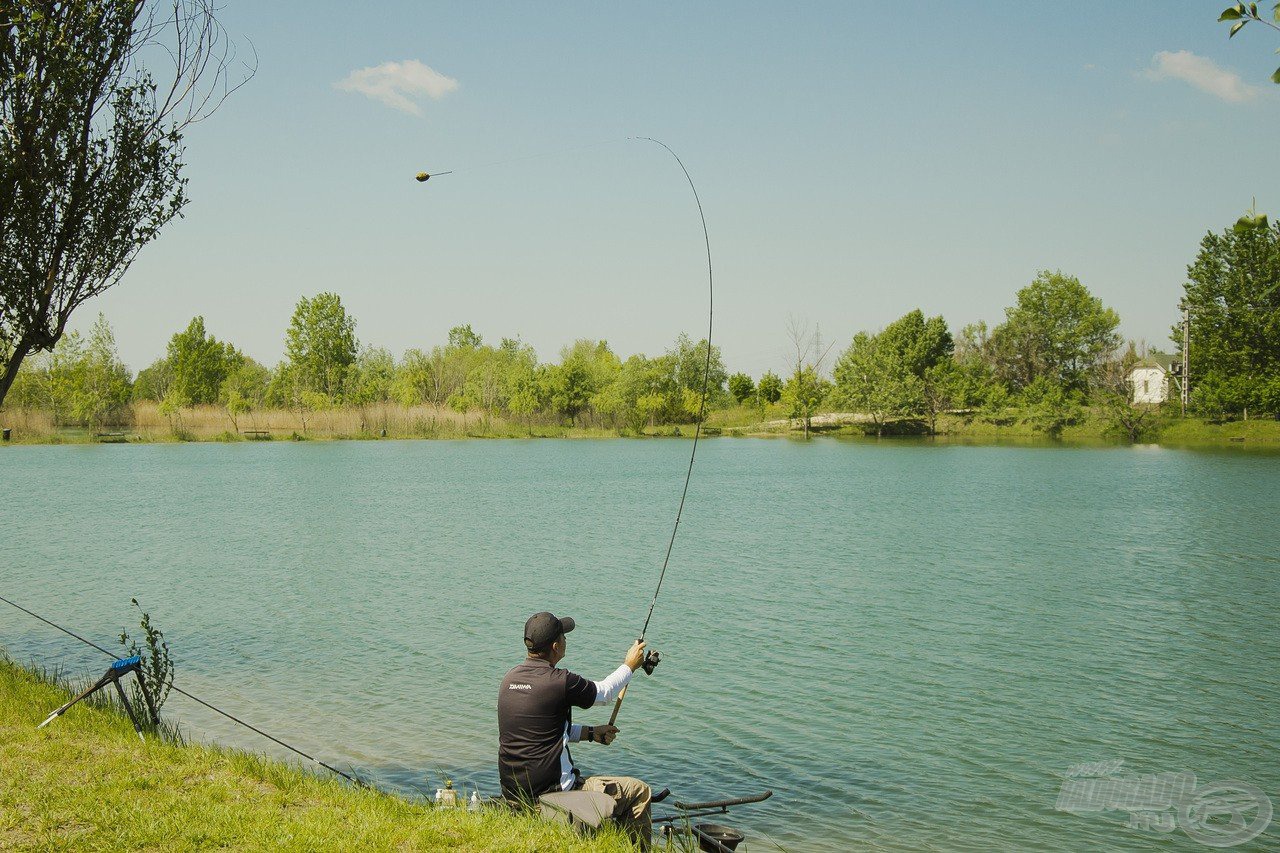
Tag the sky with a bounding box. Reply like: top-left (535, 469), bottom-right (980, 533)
top-left (80, 1), bottom-right (1280, 377)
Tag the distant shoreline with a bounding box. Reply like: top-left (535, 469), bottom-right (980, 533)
top-left (2, 409), bottom-right (1277, 451)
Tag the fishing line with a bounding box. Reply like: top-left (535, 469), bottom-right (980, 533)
top-left (0, 592), bottom-right (365, 786)
top-left (418, 137), bottom-right (714, 642)
top-left (420, 137), bottom-right (625, 178)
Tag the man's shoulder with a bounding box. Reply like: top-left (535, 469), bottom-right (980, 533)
top-left (501, 659), bottom-right (569, 683)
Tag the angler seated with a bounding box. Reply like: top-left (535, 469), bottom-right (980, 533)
top-left (498, 611), bottom-right (653, 848)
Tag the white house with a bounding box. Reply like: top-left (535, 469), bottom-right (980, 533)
top-left (1128, 354), bottom-right (1175, 404)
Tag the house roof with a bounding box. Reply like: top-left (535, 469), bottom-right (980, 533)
top-left (1132, 353), bottom-right (1176, 372)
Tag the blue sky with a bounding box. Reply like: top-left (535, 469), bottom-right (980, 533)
top-left (86, 2), bottom-right (1280, 376)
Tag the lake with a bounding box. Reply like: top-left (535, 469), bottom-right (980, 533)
top-left (2, 438), bottom-right (1277, 850)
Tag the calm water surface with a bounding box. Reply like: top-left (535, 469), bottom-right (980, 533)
top-left (2, 439), bottom-right (1278, 850)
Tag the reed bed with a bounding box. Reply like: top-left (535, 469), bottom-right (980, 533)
top-left (0, 401), bottom-right (626, 443)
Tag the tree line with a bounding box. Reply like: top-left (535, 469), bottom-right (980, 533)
top-left (3, 212), bottom-right (1277, 437)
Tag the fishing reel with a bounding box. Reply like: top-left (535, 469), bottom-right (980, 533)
top-left (640, 648), bottom-right (661, 676)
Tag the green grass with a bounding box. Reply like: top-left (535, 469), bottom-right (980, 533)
top-left (0, 655), bottom-right (635, 852)
top-left (1158, 416), bottom-right (1280, 446)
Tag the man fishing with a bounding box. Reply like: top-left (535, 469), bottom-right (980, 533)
top-left (498, 611), bottom-right (653, 846)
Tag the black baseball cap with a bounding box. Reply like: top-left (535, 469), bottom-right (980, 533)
top-left (524, 611), bottom-right (575, 651)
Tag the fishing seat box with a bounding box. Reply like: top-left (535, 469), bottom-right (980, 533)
top-left (537, 790), bottom-right (616, 832)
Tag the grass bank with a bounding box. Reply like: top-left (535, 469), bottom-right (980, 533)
top-left (4, 401), bottom-right (1278, 449)
top-left (774, 409), bottom-right (1280, 448)
top-left (0, 655), bottom-right (633, 851)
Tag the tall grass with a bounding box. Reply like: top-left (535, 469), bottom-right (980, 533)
top-left (132, 401), bottom-right (486, 439)
top-left (2, 400), bottom-right (679, 442)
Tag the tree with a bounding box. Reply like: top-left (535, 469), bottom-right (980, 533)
top-left (1018, 376), bottom-right (1077, 437)
top-left (0, 1), bottom-right (249, 407)
top-left (991, 271), bottom-right (1121, 393)
top-left (832, 331), bottom-right (923, 436)
top-left (346, 346), bottom-right (395, 406)
top-left (447, 324), bottom-right (482, 351)
top-left (541, 360), bottom-right (592, 425)
top-left (284, 293), bottom-right (357, 400)
top-left (757, 371), bottom-right (782, 404)
top-left (669, 333), bottom-right (727, 408)
top-left (952, 321), bottom-right (1006, 409)
top-left (392, 348), bottom-right (434, 405)
top-left (728, 372), bottom-right (755, 404)
top-left (783, 317), bottom-right (835, 438)
top-left (219, 357), bottom-right (269, 431)
top-left (1218, 3), bottom-right (1280, 84)
top-left (877, 309), bottom-right (953, 378)
top-left (921, 362), bottom-right (961, 435)
top-left (1176, 214), bottom-right (1280, 416)
top-left (74, 313), bottom-right (131, 430)
top-left (166, 316), bottom-right (234, 405)
top-left (44, 330), bottom-right (85, 425)
top-left (782, 365), bottom-right (830, 437)
top-left (131, 357), bottom-right (172, 402)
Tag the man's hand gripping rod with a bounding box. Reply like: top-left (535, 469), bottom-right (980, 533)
top-left (608, 641), bottom-right (661, 726)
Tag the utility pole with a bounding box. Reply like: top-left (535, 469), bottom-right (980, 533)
top-left (1181, 307), bottom-right (1190, 416)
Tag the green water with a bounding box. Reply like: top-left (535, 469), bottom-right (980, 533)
top-left (2, 439), bottom-right (1277, 850)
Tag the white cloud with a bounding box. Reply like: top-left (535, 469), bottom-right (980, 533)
top-left (1143, 50), bottom-right (1259, 103)
top-left (334, 60), bottom-right (459, 115)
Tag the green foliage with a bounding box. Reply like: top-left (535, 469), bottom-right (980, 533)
top-left (284, 293), bottom-right (358, 401)
top-left (728, 372), bottom-right (755, 404)
top-left (220, 358), bottom-right (270, 429)
top-left (670, 333), bottom-right (727, 402)
top-left (782, 365), bottom-right (831, 434)
top-left (878, 309), bottom-right (954, 377)
top-left (45, 331), bottom-right (87, 425)
top-left (132, 357), bottom-right (173, 402)
top-left (76, 315), bottom-right (133, 430)
top-left (346, 347), bottom-right (396, 406)
top-left (991, 271), bottom-right (1121, 394)
top-left (829, 310), bottom-right (952, 434)
top-left (832, 330), bottom-right (921, 435)
top-left (757, 370), bottom-right (783, 404)
top-left (3, 316), bottom-right (131, 428)
top-left (1218, 3), bottom-right (1280, 84)
top-left (1178, 214), bottom-right (1280, 416)
top-left (167, 317), bottom-right (238, 406)
top-left (391, 348), bottom-right (436, 405)
top-left (0, 1), bottom-right (239, 408)
top-left (117, 599), bottom-right (174, 723)
top-left (2, 358), bottom-right (46, 409)
top-left (1017, 376), bottom-right (1080, 436)
top-left (447, 324), bottom-right (483, 350)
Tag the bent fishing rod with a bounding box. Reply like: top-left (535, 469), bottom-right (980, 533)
top-left (417, 137), bottom-right (714, 726)
top-left (609, 138), bottom-right (714, 727)
top-left (0, 592), bottom-right (366, 786)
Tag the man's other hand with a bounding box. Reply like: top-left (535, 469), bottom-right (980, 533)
top-left (596, 725), bottom-right (619, 745)
top-left (624, 640), bottom-right (647, 671)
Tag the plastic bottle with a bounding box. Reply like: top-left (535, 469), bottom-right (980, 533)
top-left (469, 791), bottom-right (480, 812)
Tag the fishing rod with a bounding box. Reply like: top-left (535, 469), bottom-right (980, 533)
top-left (0, 592), bottom-right (366, 786)
top-left (608, 137), bottom-right (714, 726)
top-left (413, 137), bottom-right (714, 725)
